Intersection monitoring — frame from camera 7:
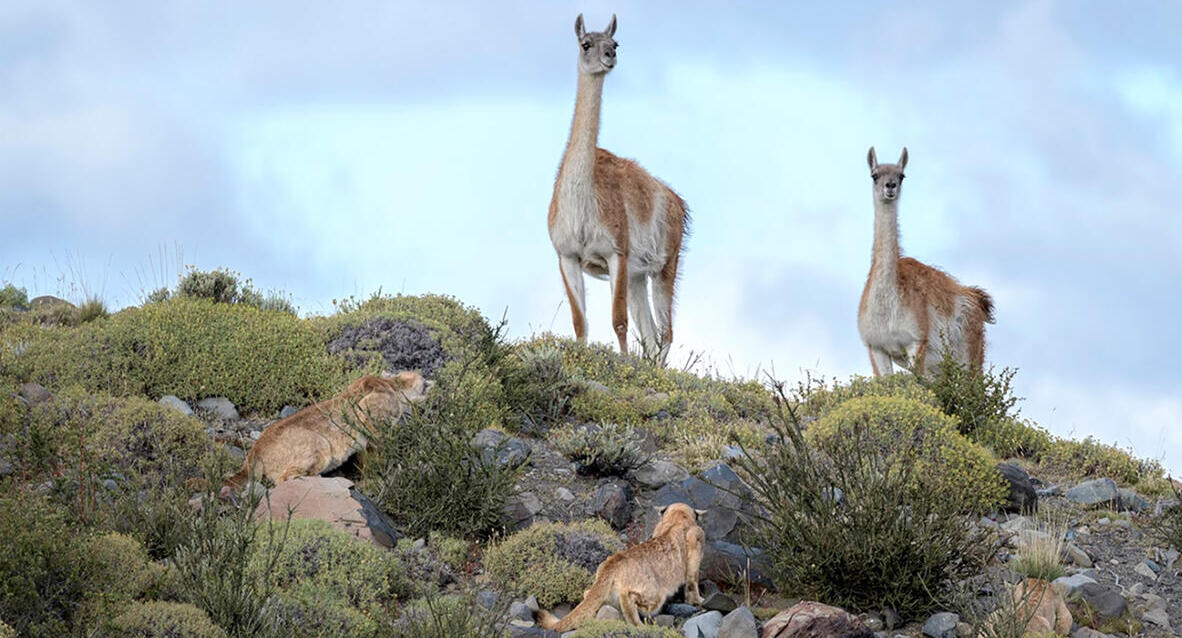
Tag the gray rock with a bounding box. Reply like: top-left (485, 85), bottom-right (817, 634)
top-left (475, 589), bottom-right (497, 609)
top-left (0, 458), bottom-right (13, 477)
top-left (1000, 515), bottom-right (1034, 532)
top-left (158, 395), bottom-right (194, 416)
top-left (882, 608), bottom-right (902, 630)
top-left (592, 480), bottom-right (634, 530)
top-left (1078, 582), bottom-right (1127, 620)
top-left (584, 380), bottom-right (611, 394)
top-left (650, 462), bottom-right (755, 543)
top-left (701, 541), bottom-right (773, 589)
top-left (1070, 627), bottom-right (1108, 638)
top-left (631, 459), bottom-right (690, 490)
top-left (719, 606), bottom-right (758, 638)
top-left (1053, 573), bottom-right (1097, 598)
top-left (922, 612), bottom-right (959, 638)
top-left (472, 428), bottom-right (533, 470)
top-left (996, 463), bottom-right (1037, 513)
top-left (555, 487), bottom-right (575, 502)
top-left (683, 610), bottom-right (723, 638)
top-left (701, 592), bottom-right (737, 613)
top-left (196, 397), bottom-right (240, 421)
top-left (278, 405), bottom-right (299, 418)
top-left (509, 601), bottom-right (534, 623)
top-left (18, 382), bottom-right (53, 406)
top-left (655, 614), bottom-right (677, 627)
top-left (1116, 488), bottom-right (1149, 512)
top-left (1140, 606), bottom-right (1169, 627)
top-left (524, 595), bottom-right (539, 612)
top-left (1133, 561), bottom-right (1157, 580)
top-left (665, 603), bottom-right (699, 618)
top-left (502, 492), bottom-right (544, 530)
top-left (1064, 542), bottom-right (1093, 567)
top-left (596, 605), bottom-right (621, 621)
top-left (1065, 478), bottom-right (1119, 507)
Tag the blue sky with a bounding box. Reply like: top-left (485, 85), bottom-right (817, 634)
top-left (2, 1), bottom-right (1180, 473)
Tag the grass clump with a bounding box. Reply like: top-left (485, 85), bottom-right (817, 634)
top-left (551, 422), bottom-right (647, 477)
top-left (731, 384), bottom-right (995, 620)
top-left (102, 601), bottom-right (228, 638)
top-left (386, 592), bottom-right (509, 638)
top-left (568, 620), bottom-right (684, 637)
top-left (1011, 515), bottom-right (1068, 582)
top-left (484, 519), bottom-right (622, 608)
top-left (807, 396), bottom-right (1009, 514)
top-left (1146, 480), bottom-right (1182, 550)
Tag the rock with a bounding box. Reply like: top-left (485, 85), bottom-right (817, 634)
top-left (1063, 542), bottom-right (1092, 567)
top-left (17, 383), bottom-right (52, 406)
top-left (954, 622), bottom-right (974, 638)
top-left (683, 610), bottom-right (723, 638)
top-left (1000, 515), bottom-right (1035, 532)
top-left (882, 609), bottom-right (902, 630)
top-left (30, 295), bottom-right (72, 309)
top-left (592, 480), bottom-right (634, 530)
top-left (278, 405), bottom-right (299, 418)
top-left (502, 492), bottom-right (544, 531)
top-left (656, 614), bottom-right (677, 627)
top-left (596, 605), bottom-right (621, 621)
top-left (996, 463), bottom-right (1037, 513)
top-left (524, 596), bottom-right (539, 612)
top-left (763, 602), bottom-right (872, 638)
top-left (631, 459), bottom-right (690, 490)
top-left (1052, 573), bottom-right (1097, 598)
top-left (1077, 583), bottom-right (1127, 620)
top-left (0, 459), bottom-right (13, 477)
top-left (701, 592), bottom-right (737, 613)
top-left (1013, 529), bottom-right (1054, 550)
top-left (555, 487), bottom-right (574, 502)
top-left (1065, 478), bottom-right (1119, 508)
top-left (1116, 488), bottom-right (1149, 512)
top-left (701, 541), bottom-right (773, 589)
top-left (472, 429), bottom-right (532, 469)
top-left (584, 380), bottom-right (611, 394)
top-left (476, 589), bottom-right (497, 609)
top-left (1132, 561), bottom-right (1157, 580)
top-left (1070, 628), bottom-right (1107, 638)
top-left (666, 603), bottom-right (699, 618)
top-left (254, 476), bottom-right (398, 548)
top-left (196, 397), bottom-right (240, 421)
top-left (650, 462), bottom-right (756, 543)
top-left (1140, 607), bottom-right (1169, 628)
top-left (719, 606), bottom-right (758, 638)
top-left (509, 601), bottom-right (534, 623)
top-left (158, 395), bottom-right (194, 416)
top-left (923, 613), bottom-right (959, 638)
top-left (700, 580), bottom-right (721, 598)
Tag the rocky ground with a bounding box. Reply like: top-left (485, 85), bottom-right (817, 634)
top-left (142, 385), bottom-right (1182, 638)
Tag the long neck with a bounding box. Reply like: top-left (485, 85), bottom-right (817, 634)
top-left (870, 198), bottom-right (900, 280)
top-left (559, 72), bottom-right (604, 179)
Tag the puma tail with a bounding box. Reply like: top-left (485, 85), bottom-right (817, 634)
top-left (534, 572), bottom-right (613, 632)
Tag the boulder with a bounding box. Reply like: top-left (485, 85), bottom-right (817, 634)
top-left (719, 607), bottom-right (758, 638)
top-left (762, 601), bottom-right (872, 638)
top-left (502, 491), bottom-right (544, 531)
top-left (684, 610), bottom-right (723, 638)
top-left (666, 603), bottom-right (699, 618)
top-left (996, 463), bottom-right (1037, 513)
top-left (254, 476), bottom-right (398, 548)
top-left (158, 395), bottom-right (194, 417)
top-left (596, 605), bottom-right (622, 621)
top-left (17, 383), bottom-right (53, 406)
top-left (631, 459), bottom-right (691, 490)
top-left (196, 397), bottom-right (240, 421)
top-left (472, 429), bottom-right (533, 470)
top-left (922, 612), bottom-right (959, 638)
top-left (1063, 542), bottom-right (1092, 568)
top-left (650, 462), bottom-right (756, 544)
top-left (1116, 488), bottom-right (1149, 512)
top-left (1065, 478), bottom-right (1119, 508)
top-left (702, 592), bottom-right (737, 613)
top-left (592, 480), bottom-right (633, 530)
top-left (701, 541), bottom-right (774, 589)
top-left (278, 405), bottom-right (299, 418)
top-left (1076, 582), bottom-right (1127, 620)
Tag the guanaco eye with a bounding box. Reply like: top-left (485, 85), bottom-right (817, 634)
top-left (582, 41), bottom-right (591, 51)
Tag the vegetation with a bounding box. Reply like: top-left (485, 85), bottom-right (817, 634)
top-left (1011, 515), bottom-right (1068, 582)
top-left (568, 620), bottom-right (684, 637)
top-left (551, 422), bottom-right (647, 477)
top-left (484, 519), bottom-right (622, 608)
top-left (503, 343), bottom-right (579, 434)
top-left (102, 601), bottom-right (228, 638)
top-left (383, 592), bottom-right (508, 638)
top-left (1146, 480), bottom-right (1182, 550)
top-left (155, 267), bottom-right (297, 315)
top-left (731, 384), bottom-right (996, 619)
top-left (925, 352), bottom-right (1020, 436)
top-left (0, 284), bottom-right (28, 309)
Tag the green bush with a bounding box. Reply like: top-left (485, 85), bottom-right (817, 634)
top-left (808, 397), bottom-right (1008, 513)
top-left (483, 519), bottom-right (622, 608)
top-left (3, 297), bottom-right (343, 414)
top-left (503, 343), bottom-right (579, 434)
top-left (103, 601), bottom-right (227, 638)
top-left (0, 285), bottom-right (28, 309)
top-left (731, 385), bottom-right (996, 620)
top-left (385, 593), bottom-right (508, 638)
top-left (1040, 437), bottom-right (1158, 486)
top-left (255, 519), bottom-right (408, 626)
top-left (569, 620), bottom-right (683, 638)
top-left (1146, 481), bottom-right (1182, 550)
top-left (78, 298), bottom-right (109, 323)
top-left (924, 352), bottom-right (1020, 437)
top-left (551, 422), bottom-right (646, 477)
top-left (969, 417), bottom-right (1053, 460)
top-left (0, 620), bottom-right (14, 638)
top-left (428, 532), bottom-right (471, 573)
top-left (797, 373), bottom-right (938, 418)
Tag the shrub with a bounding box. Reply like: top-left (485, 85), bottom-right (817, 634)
top-left (551, 422), bottom-right (646, 477)
top-left (807, 397), bottom-right (1009, 514)
top-left (254, 518), bottom-right (408, 625)
top-left (361, 361), bottom-right (521, 539)
top-left (797, 373), bottom-right (938, 418)
top-left (78, 297), bottom-right (109, 323)
top-left (264, 593), bottom-right (373, 638)
top-left (428, 532), bottom-right (471, 573)
top-left (102, 601), bottom-right (228, 638)
top-left (1040, 437), bottom-right (1158, 486)
top-left (503, 343), bottom-right (579, 434)
top-left (569, 620), bottom-right (684, 638)
top-left (970, 418), bottom-right (1053, 460)
top-left (484, 519), bottom-right (622, 608)
top-left (328, 316), bottom-right (448, 378)
top-left (1146, 480), bottom-right (1182, 550)
top-left (924, 352), bottom-right (1020, 437)
top-left (172, 267), bottom-right (296, 315)
top-left (0, 620), bottom-right (13, 638)
top-left (4, 297), bottom-right (343, 414)
top-left (0, 285), bottom-right (27, 309)
top-left (384, 592), bottom-right (508, 638)
top-left (730, 384), bottom-right (996, 619)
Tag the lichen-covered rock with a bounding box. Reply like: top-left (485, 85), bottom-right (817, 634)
top-left (1065, 478), bottom-right (1119, 508)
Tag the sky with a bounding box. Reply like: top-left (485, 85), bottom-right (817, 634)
top-left (2, 1), bottom-right (1180, 473)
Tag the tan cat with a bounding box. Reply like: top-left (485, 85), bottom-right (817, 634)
top-left (535, 503), bottom-right (705, 631)
top-left (222, 372), bottom-right (429, 491)
top-left (994, 578), bottom-right (1072, 637)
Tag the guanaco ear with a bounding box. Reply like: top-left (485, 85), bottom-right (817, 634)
top-left (867, 147), bottom-right (878, 171)
top-left (575, 14), bottom-right (586, 39)
top-left (604, 14), bottom-right (617, 38)
top-left (898, 147), bottom-right (908, 171)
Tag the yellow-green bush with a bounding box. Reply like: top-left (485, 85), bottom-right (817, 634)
top-left (2, 297), bottom-right (344, 414)
top-left (102, 601), bottom-right (227, 638)
top-left (428, 532), bottom-right (470, 573)
top-left (1040, 437), bottom-right (1158, 486)
top-left (970, 417), bottom-right (1053, 460)
top-left (0, 620), bottom-right (13, 638)
top-left (569, 620), bottom-right (684, 637)
top-left (808, 397), bottom-right (1008, 513)
top-left (798, 373), bottom-right (938, 418)
top-left (484, 519), bottom-right (622, 608)
top-left (252, 519), bottom-right (408, 626)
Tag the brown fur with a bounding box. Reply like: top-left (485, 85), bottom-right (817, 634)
top-left (222, 372), bottom-right (428, 490)
top-left (993, 578), bottom-right (1072, 637)
top-left (534, 503), bottom-right (705, 631)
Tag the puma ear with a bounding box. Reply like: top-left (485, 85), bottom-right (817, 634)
top-left (867, 146), bottom-right (878, 171)
top-left (898, 147), bottom-right (908, 171)
top-left (575, 14), bottom-right (586, 39)
top-left (694, 509), bottom-right (707, 519)
top-left (657, 504), bottom-right (669, 516)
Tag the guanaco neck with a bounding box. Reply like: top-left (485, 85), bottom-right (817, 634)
top-left (557, 71), bottom-right (605, 189)
top-left (870, 198), bottom-right (900, 284)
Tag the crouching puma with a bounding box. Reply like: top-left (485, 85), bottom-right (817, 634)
top-left (998, 578), bottom-right (1072, 637)
top-left (222, 372), bottom-right (429, 491)
top-left (535, 503), bottom-right (706, 631)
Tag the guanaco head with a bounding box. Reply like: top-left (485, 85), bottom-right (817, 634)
top-left (867, 147), bottom-right (908, 203)
top-left (574, 14), bottom-right (618, 75)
